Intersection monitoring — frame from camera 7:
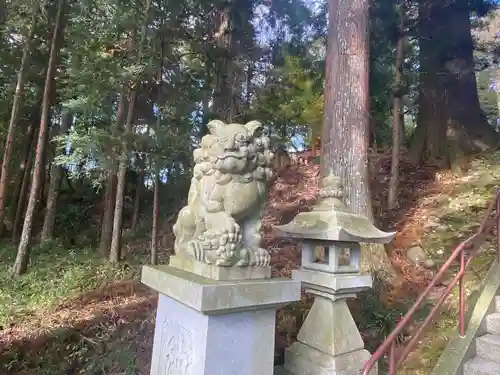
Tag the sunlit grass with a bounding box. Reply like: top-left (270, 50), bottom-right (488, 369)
top-left (0, 241), bottom-right (135, 328)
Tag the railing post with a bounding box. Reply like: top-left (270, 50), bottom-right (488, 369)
top-left (388, 340), bottom-right (396, 375)
top-left (459, 249), bottom-right (466, 337)
top-left (496, 194), bottom-right (500, 264)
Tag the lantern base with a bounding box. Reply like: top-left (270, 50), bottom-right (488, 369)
top-left (281, 281), bottom-right (377, 375)
top-left (283, 341), bottom-right (377, 375)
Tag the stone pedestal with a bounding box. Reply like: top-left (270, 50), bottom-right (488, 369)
top-left (279, 269), bottom-right (377, 375)
top-left (169, 255), bottom-right (271, 280)
top-left (142, 265), bottom-right (301, 375)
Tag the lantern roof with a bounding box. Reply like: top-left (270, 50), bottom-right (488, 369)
top-left (273, 174), bottom-right (396, 244)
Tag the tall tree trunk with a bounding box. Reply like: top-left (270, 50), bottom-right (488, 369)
top-left (408, 0), bottom-right (448, 166)
top-left (387, 92), bottom-right (406, 148)
top-left (211, 0), bottom-right (253, 123)
top-left (0, 6), bottom-right (39, 235)
top-left (130, 168), bottom-right (142, 234)
top-left (109, 0), bottom-right (151, 263)
top-left (245, 62), bottom-right (253, 109)
top-left (212, 8), bottom-right (236, 122)
top-left (399, 100), bottom-right (405, 145)
top-left (200, 63), bottom-right (212, 138)
top-left (8, 97), bottom-right (41, 235)
top-left (12, 127), bottom-right (37, 242)
top-left (99, 90), bottom-right (127, 255)
top-left (388, 1), bottom-right (406, 210)
top-left (109, 90), bottom-right (137, 263)
top-left (369, 114), bottom-right (377, 151)
top-left (321, 0), bottom-right (397, 282)
top-left (151, 174), bottom-right (159, 265)
top-left (40, 110), bottom-right (72, 244)
top-left (497, 68), bottom-right (500, 126)
top-left (203, 1), bottom-right (254, 128)
top-left (12, 0), bottom-right (66, 276)
top-left (37, 131), bottom-right (52, 212)
top-left (99, 174), bottom-right (117, 255)
top-left (0, 0), bottom-right (6, 27)
top-left (409, 0), bottom-right (499, 166)
top-left (444, 1), bottom-right (498, 151)
top-left (151, 24), bottom-right (164, 266)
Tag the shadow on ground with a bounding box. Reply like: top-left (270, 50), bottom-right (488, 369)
top-left (1, 281), bottom-right (156, 375)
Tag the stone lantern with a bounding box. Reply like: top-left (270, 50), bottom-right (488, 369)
top-left (273, 174), bottom-right (396, 375)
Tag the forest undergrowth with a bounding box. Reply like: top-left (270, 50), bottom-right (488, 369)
top-left (2, 150), bottom-right (500, 374)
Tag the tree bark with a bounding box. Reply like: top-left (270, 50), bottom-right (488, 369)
top-left (109, 90), bottom-right (137, 263)
top-left (99, 173), bottom-right (116, 255)
top-left (8, 96), bottom-right (41, 234)
top-left (150, 24), bottom-right (164, 266)
top-left (409, 0), bottom-right (499, 166)
top-left (12, 127), bottom-right (37, 242)
top-left (388, 1), bottom-right (406, 210)
top-left (369, 114), bottom-right (377, 151)
top-left (130, 168), bottom-right (142, 233)
top-left (245, 62), bottom-right (254, 110)
top-left (151, 174), bottom-right (159, 265)
top-left (321, 0), bottom-right (397, 282)
top-left (99, 89), bottom-right (127, 255)
top-left (399, 109), bottom-right (405, 146)
top-left (12, 0), bottom-right (66, 276)
top-left (444, 1), bottom-right (498, 151)
top-left (497, 68), bottom-right (500, 126)
top-left (200, 63), bottom-right (212, 138)
top-left (212, 8), bottom-right (236, 122)
top-left (0, 5), bottom-right (39, 235)
top-left (40, 110), bottom-right (72, 244)
top-left (211, 0), bottom-right (252, 122)
top-left (0, 0), bottom-right (6, 27)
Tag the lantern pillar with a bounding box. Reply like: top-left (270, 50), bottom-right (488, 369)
top-left (283, 268), bottom-right (375, 375)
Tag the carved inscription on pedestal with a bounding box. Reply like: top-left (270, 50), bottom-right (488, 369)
top-left (158, 318), bottom-right (194, 375)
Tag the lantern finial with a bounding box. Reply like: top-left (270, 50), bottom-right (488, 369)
top-left (316, 175), bottom-right (348, 212)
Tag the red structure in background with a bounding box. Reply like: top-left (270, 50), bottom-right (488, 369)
top-left (362, 190), bottom-right (500, 375)
top-left (290, 137), bottom-right (321, 165)
top-left (311, 136), bottom-right (321, 156)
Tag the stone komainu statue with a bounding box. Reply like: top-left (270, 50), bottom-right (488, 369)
top-left (173, 120), bottom-right (274, 267)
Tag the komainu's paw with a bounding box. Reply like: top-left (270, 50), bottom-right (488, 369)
top-left (234, 248), bottom-right (251, 267)
top-left (207, 212), bottom-right (242, 242)
top-left (188, 240), bottom-right (205, 262)
top-left (197, 225), bottom-right (241, 265)
top-left (251, 248), bottom-right (271, 267)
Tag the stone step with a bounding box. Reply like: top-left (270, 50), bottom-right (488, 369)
top-left (476, 334), bottom-right (500, 363)
top-left (495, 295), bottom-right (500, 312)
top-left (463, 357), bottom-right (500, 375)
top-left (485, 312), bottom-right (500, 335)
top-left (274, 366), bottom-right (292, 375)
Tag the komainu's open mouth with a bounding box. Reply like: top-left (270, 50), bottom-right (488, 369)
top-left (217, 152), bottom-right (246, 160)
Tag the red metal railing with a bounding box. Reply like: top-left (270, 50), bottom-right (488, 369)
top-left (362, 189), bottom-right (500, 375)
